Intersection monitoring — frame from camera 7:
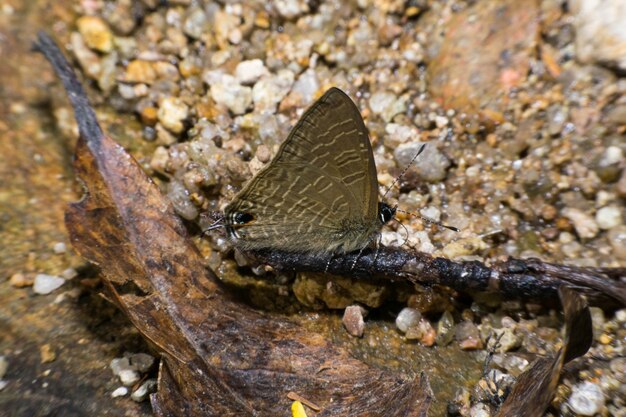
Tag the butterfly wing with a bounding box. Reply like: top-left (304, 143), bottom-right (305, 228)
top-left (224, 88), bottom-right (380, 253)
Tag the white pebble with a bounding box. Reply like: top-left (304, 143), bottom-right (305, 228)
top-left (53, 242), bottom-right (66, 254)
top-left (208, 73), bottom-right (252, 115)
top-left (131, 379), bottom-right (157, 402)
top-left (469, 402), bottom-right (491, 417)
top-left (118, 369), bottom-right (140, 386)
top-left (562, 208), bottom-right (599, 239)
top-left (235, 59), bottom-right (268, 85)
top-left (61, 268), bottom-right (78, 280)
top-left (595, 206), bottom-right (622, 229)
top-left (111, 386), bottom-right (128, 397)
top-left (568, 381), bottom-right (605, 416)
top-left (33, 274), bottom-right (65, 295)
top-left (0, 380), bottom-right (7, 391)
top-left (110, 357), bottom-right (131, 376)
top-left (395, 307), bottom-right (422, 333)
top-left (157, 97), bottom-right (189, 134)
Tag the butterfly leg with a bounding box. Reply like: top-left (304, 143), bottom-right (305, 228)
top-left (325, 252), bottom-right (335, 273)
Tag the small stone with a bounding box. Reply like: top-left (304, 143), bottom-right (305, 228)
top-left (52, 242), bottom-right (66, 254)
top-left (280, 69), bottom-right (319, 111)
top-left (128, 352), bottom-right (155, 373)
top-left (131, 379), bottom-right (157, 402)
top-left (157, 97), bottom-right (188, 134)
top-left (207, 73), bottom-right (252, 115)
top-left (394, 142), bottom-right (451, 183)
top-left (562, 208), bottom-right (599, 239)
top-left (369, 91), bottom-right (406, 122)
top-left (9, 272), bottom-right (33, 288)
top-left (274, 0), bottom-right (309, 20)
top-left (396, 307), bottom-right (421, 333)
top-left (252, 70), bottom-right (295, 111)
top-left (610, 357), bottom-right (626, 383)
top-left (596, 206), bottom-right (622, 229)
top-left (568, 381), bottom-right (605, 416)
top-left (608, 225), bottom-right (626, 259)
top-left (33, 274), bottom-right (65, 295)
top-left (77, 16), bottom-right (114, 53)
top-left (40, 344), bottom-right (56, 363)
top-left (442, 237), bottom-right (488, 259)
top-left (124, 60), bottom-right (157, 84)
top-left (455, 321), bottom-right (483, 350)
top-left (235, 59), bottom-right (268, 85)
top-left (182, 7), bottom-right (208, 40)
top-left (436, 310), bottom-right (455, 346)
top-left (342, 305), bottom-right (366, 337)
top-left (110, 357), bottom-right (131, 376)
top-left (486, 328), bottom-right (522, 352)
top-left (469, 402), bottom-right (491, 417)
top-left (111, 386), bottom-right (128, 398)
top-left (0, 380), bottom-right (7, 391)
top-left (61, 268), bottom-right (78, 280)
top-left (255, 145), bottom-right (271, 164)
top-left (0, 356), bottom-right (8, 379)
top-left (417, 319), bottom-right (436, 346)
top-left (118, 369), bottom-right (140, 386)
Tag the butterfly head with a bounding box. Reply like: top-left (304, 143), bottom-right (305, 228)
top-left (378, 202), bottom-right (396, 225)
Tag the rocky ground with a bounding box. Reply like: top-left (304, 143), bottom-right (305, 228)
top-left (1, 0), bottom-right (625, 416)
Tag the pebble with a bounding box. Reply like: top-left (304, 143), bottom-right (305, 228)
top-left (562, 208), bottom-right (599, 239)
top-left (486, 327), bottom-right (522, 352)
top-left (608, 225), bottom-right (626, 259)
top-left (568, 381), bottom-right (605, 416)
top-left (157, 97), bottom-right (188, 134)
top-left (469, 402), bottom-right (491, 417)
top-left (0, 380), bottom-right (7, 391)
top-left (76, 16), bottom-right (114, 53)
top-left (128, 352), bottom-right (155, 373)
top-left (436, 310), bottom-right (455, 346)
top-left (207, 73), bottom-right (252, 115)
top-left (131, 379), bottom-right (157, 402)
top-left (570, 0), bottom-right (626, 70)
top-left (395, 307), bottom-right (421, 333)
top-left (235, 59), bottom-right (269, 85)
top-left (61, 268), bottom-right (78, 280)
top-left (182, 7), bottom-right (208, 40)
top-left (455, 321), bottom-right (483, 350)
top-left (33, 274), bottom-right (65, 295)
top-left (118, 369), bottom-right (140, 387)
top-left (124, 60), bottom-right (157, 84)
top-left (40, 344), bottom-right (56, 363)
top-left (394, 142), bottom-right (451, 182)
top-left (610, 358), bottom-right (626, 383)
top-left (52, 242), bottom-right (66, 254)
top-left (9, 272), bottom-right (33, 288)
top-left (596, 206), bottom-right (622, 229)
top-left (342, 305), bottom-right (366, 337)
top-left (369, 91), bottom-right (406, 122)
top-left (274, 0), bottom-right (309, 20)
top-left (442, 237), bottom-right (488, 260)
top-left (282, 68), bottom-right (319, 109)
top-left (111, 386), bottom-right (128, 398)
top-left (252, 70), bottom-right (295, 112)
top-left (0, 356), bottom-right (7, 379)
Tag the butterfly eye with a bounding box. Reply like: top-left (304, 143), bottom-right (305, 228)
top-left (233, 212), bottom-right (254, 224)
top-left (378, 203), bottom-right (396, 224)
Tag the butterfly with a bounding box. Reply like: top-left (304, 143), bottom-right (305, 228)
top-left (223, 87), bottom-right (396, 254)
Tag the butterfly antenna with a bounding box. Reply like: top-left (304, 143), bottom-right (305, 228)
top-left (201, 214), bottom-right (226, 236)
top-left (396, 208), bottom-right (460, 232)
top-left (381, 143), bottom-right (426, 199)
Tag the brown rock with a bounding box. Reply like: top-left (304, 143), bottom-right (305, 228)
top-left (427, 0), bottom-right (540, 120)
top-left (342, 305), bottom-right (366, 338)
